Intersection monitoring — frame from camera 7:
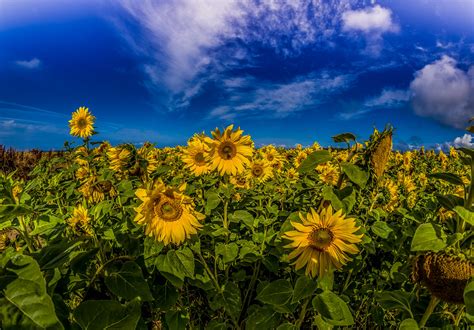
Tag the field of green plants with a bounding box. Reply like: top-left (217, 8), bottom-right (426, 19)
top-left (0, 107), bottom-right (472, 329)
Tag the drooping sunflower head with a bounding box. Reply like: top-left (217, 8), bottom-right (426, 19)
top-left (283, 205), bottom-right (363, 278)
top-left (69, 106), bottom-right (95, 139)
top-left (366, 127), bottom-right (393, 181)
top-left (182, 136), bottom-right (211, 176)
top-left (412, 252), bottom-right (474, 304)
top-left (134, 180), bottom-right (204, 245)
top-left (205, 125), bottom-right (253, 176)
top-left (107, 145), bottom-right (133, 175)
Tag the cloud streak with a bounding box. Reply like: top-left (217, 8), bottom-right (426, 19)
top-left (15, 58), bottom-right (41, 69)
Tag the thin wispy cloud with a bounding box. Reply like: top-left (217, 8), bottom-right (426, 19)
top-left (15, 58), bottom-right (41, 69)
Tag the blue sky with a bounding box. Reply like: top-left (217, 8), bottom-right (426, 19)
top-left (0, 0), bottom-right (473, 150)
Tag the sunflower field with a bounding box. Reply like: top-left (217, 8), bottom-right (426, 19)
top-left (0, 107), bottom-right (473, 329)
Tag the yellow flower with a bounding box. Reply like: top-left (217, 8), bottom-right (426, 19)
top-left (107, 146), bottom-right (132, 174)
top-left (294, 150), bottom-right (308, 168)
top-left (438, 207), bottom-right (455, 222)
top-left (247, 159), bottom-right (273, 183)
top-left (379, 178), bottom-right (399, 212)
top-left (283, 205), bottom-right (363, 278)
top-left (134, 180), bottom-right (204, 245)
top-left (449, 147), bottom-right (458, 159)
top-left (230, 174), bottom-right (251, 189)
top-left (68, 205), bottom-right (92, 234)
top-left (182, 136), bottom-right (210, 176)
top-left (286, 168), bottom-right (299, 183)
top-left (206, 125), bottom-right (253, 176)
top-left (316, 163), bottom-right (339, 186)
top-left (69, 106), bottom-right (95, 138)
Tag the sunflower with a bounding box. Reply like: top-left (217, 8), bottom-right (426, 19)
top-left (134, 180), bottom-right (204, 245)
top-left (247, 159), bottom-right (273, 183)
top-left (69, 106), bottom-right (95, 138)
top-left (107, 146), bottom-right (132, 175)
top-left (294, 150), bottom-right (308, 168)
top-left (379, 178), bottom-right (399, 212)
top-left (286, 168), bottom-right (299, 183)
top-left (230, 174), bottom-right (251, 189)
top-left (316, 163), bottom-right (339, 186)
top-left (367, 128), bottom-right (392, 180)
top-left (205, 125), bottom-right (253, 176)
top-left (182, 136), bottom-right (210, 176)
top-left (68, 205), bottom-right (92, 234)
top-left (283, 205), bottom-right (363, 278)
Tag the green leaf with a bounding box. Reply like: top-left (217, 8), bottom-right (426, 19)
top-left (453, 206), bottom-right (474, 226)
top-left (104, 261), bottom-right (153, 301)
top-left (429, 172), bottom-right (464, 185)
top-left (165, 310), bottom-right (188, 330)
top-left (230, 210), bottom-right (254, 228)
top-left (0, 204), bottom-right (33, 222)
top-left (312, 291), bottom-right (354, 326)
top-left (332, 132), bottom-right (356, 143)
top-left (245, 305), bottom-right (280, 330)
top-left (2, 253), bottom-right (63, 329)
top-left (464, 280), bottom-right (474, 318)
top-left (205, 191), bottom-right (220, 215)
top-left (341, 163), bottom-right (368, 188)
top-left (375, 290), bottom-right (413, 317)
top-left (321, 186), bottom-right (344, 211)
top-left (144, 237), bottom-right (164, 270)
top-left (371, 221), bottom-right (393, 239)
top-left (435, 193), bottom-right (464, 210)
top-left (276, 323), bottom-right (298, 330)
top-left (292, 276), bottom-right (318, 303)
top-left (215, 243), bottom-right (239, 263)
top-left (298, 150), bottom-right (332, 174)
top-left (73, 299), bottom-right (141, 330)
top-left (209, 282), bottom-right (242, 321)
top-left (257, 279), bottom-right (293, 306)
top-left (399, 318), bottom-right (419, 330)
top-left (410, 223), bottom-right (447, 252)
top-left (155, 248), bottom-right (195, 287)
top-left (154, 284), bottom-right (179, 311)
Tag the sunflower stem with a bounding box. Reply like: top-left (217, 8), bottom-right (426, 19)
top-left (296, 297), bottom-right (310, 328)
top-left (419, 296), bottom-right (439, 328)
top-left (18, 215), bottom-right (34, 253)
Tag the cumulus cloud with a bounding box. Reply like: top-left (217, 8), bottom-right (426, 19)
top-left (409, 55), bottom-right (474, 129)
top-left (15, 58), bottom-right (41, 69)
top-left (342, 5), bottom-right (398, 55)
top-left (453, 134), bottom-right (474, 148)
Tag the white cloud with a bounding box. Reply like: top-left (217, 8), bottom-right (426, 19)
top-left (453, 134), bottom-right (474, 148)
top-left (339, 88), bottom-right (409, 120)
top-left (365, 88), bottom-right (409, 107)
top-left (341, 5), bottom-right (398, 55)
top-left (209, 72), bottom-right (353, 119)
top-left (409, 55), bottom-right (474, 129)
top-left (15, 58), bottom-right (41, 69)
top-left (342, 5), bottom-right (398, 33)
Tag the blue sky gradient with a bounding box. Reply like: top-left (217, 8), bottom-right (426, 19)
top-left (0, 0), bottom-right (473, 149)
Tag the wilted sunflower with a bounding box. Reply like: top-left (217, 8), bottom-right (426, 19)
top-left (206, 125), bottom-right (253, 176)
top-left (134, 180), bottom-right (204, 245)
top-left (283, 205), bottom-right (363, 278)
top-left (247, 159), bottom-right (273, 183)
top-left (367, 127), bottom-right (392, 180)
top-left (182, 136), bottom-right (210, 176)
top-left (412, 252), bottom-right (473, 303)
top-left (69, 106), bottom-right (95, 138)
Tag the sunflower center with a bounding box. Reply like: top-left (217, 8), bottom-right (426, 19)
top-left (218, 142), bottom-right (237, 160)
top-left (252, 165), bottom-right (264, 177)
top-left (309, 228), bottom-right (334, 251)
top-left (267, 154), bottom-right (274, 161)
top-left (77, 118), bottom-right (88, 129)
top-left (237, 177), bottom-right (246, 185)
top-left (155, 198), bottom-right (183, 222)
top-left (194, 152), bottom-right (206, 165)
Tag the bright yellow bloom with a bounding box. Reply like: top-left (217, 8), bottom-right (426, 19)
top-left (206, 125), bottom-right (253, 176)
top-left (286, 168), bottom-right (299, 183)
top-left (107, 146), bottom-right (132, 174)
top-left (283, 206), bottom-right (363, 278)
top-left (134, 180), bottom-right (204, 245)
top-left (69, 106), bottom-right (95, 138)
top-left (316, 163), bottom-right (339, 186)
top-left (182, 136), bottom-right (210, 176)
top-left (247, 159), bottom-right (273, 183)
top-left (230, 174), bottom-right (251, 189)
top-left (68, 205), bottom-right (91, 234)
top-left (294, 150), bottom-right (308, 168)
